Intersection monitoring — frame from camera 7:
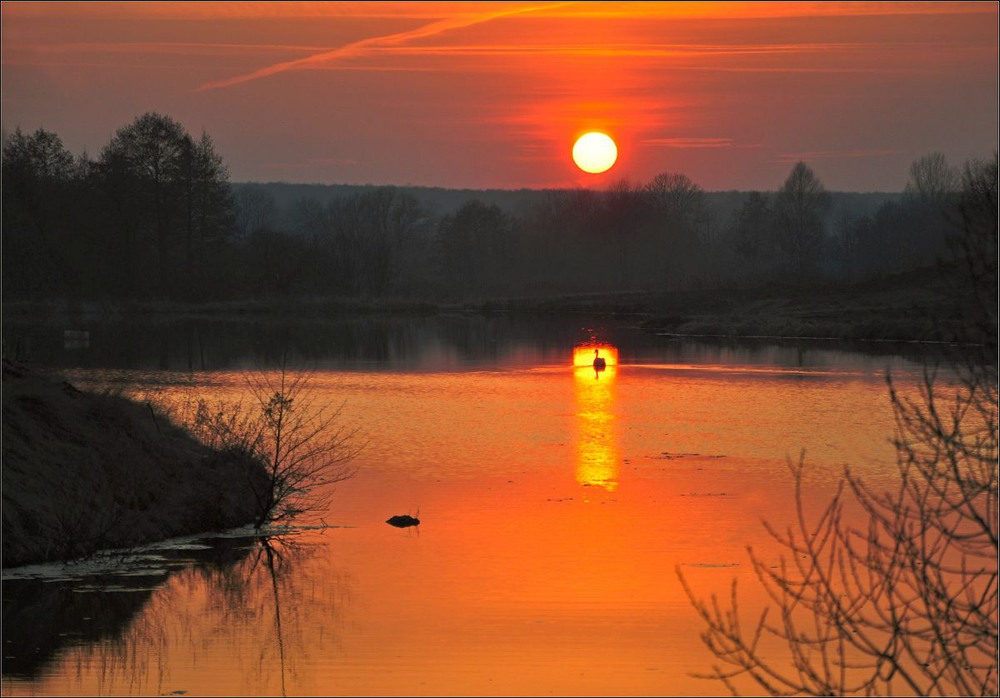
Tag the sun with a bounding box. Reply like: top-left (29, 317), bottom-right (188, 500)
top-left (572, 132), bottom-right (618, 174)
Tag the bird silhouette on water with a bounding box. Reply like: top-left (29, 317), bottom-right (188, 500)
top-left (593, 349), bottom-right (606, 371)
top-left (386, 513), bottom-right (420, 528)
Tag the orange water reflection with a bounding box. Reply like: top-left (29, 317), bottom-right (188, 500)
top-left (1, 358), bottom-right (934, 696)
top-left (574, 363), bottom-right (619, 491)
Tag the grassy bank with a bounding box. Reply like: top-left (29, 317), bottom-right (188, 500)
top-left (635, 271), bottom-right (964, 343)
top-left (1, 359), bottom-right (268, 568)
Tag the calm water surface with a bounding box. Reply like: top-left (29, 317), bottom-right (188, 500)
top-left (1, 315), bottom-right (942, 695)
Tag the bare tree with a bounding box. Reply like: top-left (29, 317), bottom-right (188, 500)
top-left (679, 155), bottom-right (998, 696)
top-left (774, 162), bottom-right (830, 278)
top-left (326, 186), bottom-right (429, 297)
top-left (603, 177), bottom-right (646, 289)
top-left (182, 131), bottom-right (236, 299)
top-left (435, 199), bottom-right (515, 296)
top-left (193, 368), bottom-right (361, 529)
top-left (733, 191), bottom-right (777, 266)
top-left (235, 184), bottom-right (278, 240)
top-left (646, 172), bottom-right (706, 224)
top-left (947, 153), bottom-right (998, 355)
top-left (904, 152), bottom-right (959, 206)
top-left (645, 172), bottom-right (706, 289)
top-left (1, 127), bottom-right (77, 298)
top-left (96, 112), bottom-right (235, 299)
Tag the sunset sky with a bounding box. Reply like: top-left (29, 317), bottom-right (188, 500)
top-left (2, 1), bottom-right (996, 191)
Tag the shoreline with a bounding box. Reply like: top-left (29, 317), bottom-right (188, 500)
top-left (1, 359), bottom-right (268, 569)
top-left (0, 266), bottom-right (979, 569)
top-left (1, 266), bottom-right (970, 347)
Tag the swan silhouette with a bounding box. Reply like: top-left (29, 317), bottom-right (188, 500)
top-left (593, 349), bottom-right (606, 371)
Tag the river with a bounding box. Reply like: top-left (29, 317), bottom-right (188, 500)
top-left (1, 313), bottom-right (944, 695)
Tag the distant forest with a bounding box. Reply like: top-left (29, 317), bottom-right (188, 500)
top-left (3, 112), bottom-right (994, 303)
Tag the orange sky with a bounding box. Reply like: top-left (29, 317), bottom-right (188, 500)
top-left (1, 1), bottom-right (996, 191)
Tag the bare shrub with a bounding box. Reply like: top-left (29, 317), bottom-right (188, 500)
top-left (192, 368), bottom-right (361, 529)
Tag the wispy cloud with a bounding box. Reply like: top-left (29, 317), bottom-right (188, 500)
top-left (24, 40), bottom-right (859, 62)
top-left (776, 149), bottom-right (896, 162)
top-left (32, 41), bottom-right (330, 56)
top-left (196, 2), bottom-right (569, 91)
top-left (645, 137), bottom-right (760, 149)
top-left (519, 1), bottom-right (997, 20)
top-left (353, 42), bottom-right (863, 58)
top-left (6, 1), bottom-right (991, 21)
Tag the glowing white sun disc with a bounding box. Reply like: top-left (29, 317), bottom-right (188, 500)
top-left (572, 132), bottom-right (618, 174)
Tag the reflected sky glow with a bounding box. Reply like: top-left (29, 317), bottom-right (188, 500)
top-left (1, 328), bottom-right (950, 697)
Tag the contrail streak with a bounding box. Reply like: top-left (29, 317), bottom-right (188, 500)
top-left (196, 3), bottom-right (570, 92)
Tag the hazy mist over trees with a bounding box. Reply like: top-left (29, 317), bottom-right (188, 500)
top-left (3, 112), bottom-right (993, 304)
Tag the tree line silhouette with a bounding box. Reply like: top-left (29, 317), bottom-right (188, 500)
top-left (2, 111), bottom-right (990, 303)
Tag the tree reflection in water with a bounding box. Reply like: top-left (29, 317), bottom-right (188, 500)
top-left (3, 532), bottom-right (349, 696)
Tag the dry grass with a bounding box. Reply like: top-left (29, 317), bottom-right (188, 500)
top-left (1, 359), bottom-right (268, 568)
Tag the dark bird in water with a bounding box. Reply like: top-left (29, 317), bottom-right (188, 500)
top-left (593, 349), bottom-right (606, 371)
top-left (386, 514), bottom-right (420, 528)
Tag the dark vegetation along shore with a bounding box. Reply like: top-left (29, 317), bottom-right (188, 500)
top-left (1, 260), bottom-right (970, 345)
top-left (459, 263), bottom-right (968, 345)
top-left (637, 263), bottom-right (974, 343)
top-left (1, 359), bottom-right (268, 568)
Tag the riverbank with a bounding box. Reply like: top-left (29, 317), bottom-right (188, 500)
top-left (1, 265), bottom-right (970, 346)
top-left (1, 359), bottom-right (267, 568)
top-left (635, 271), bottom-right (965, 344)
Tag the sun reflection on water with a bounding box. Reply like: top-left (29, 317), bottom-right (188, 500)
top-left (574, 353), bottom-right (619, 492)
top-left (572, 343), bottom-right (619, 367)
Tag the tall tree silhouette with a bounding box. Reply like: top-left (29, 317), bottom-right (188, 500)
top-left (1, 128), bottom-right (76, 298)
top-left (182, 132), bottom-right (236, 299)
top-left (774, 162), bottom-right (830, 278)
top-left (645, 172), bottom-right (706, 289)
top-left (436, 199), bottom-right (515, 296)
top-left (97, 113), bottom-right (234, 299)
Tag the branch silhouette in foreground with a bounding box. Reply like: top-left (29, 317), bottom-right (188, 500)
top-left (679, 153), bottom-right (998, 697)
